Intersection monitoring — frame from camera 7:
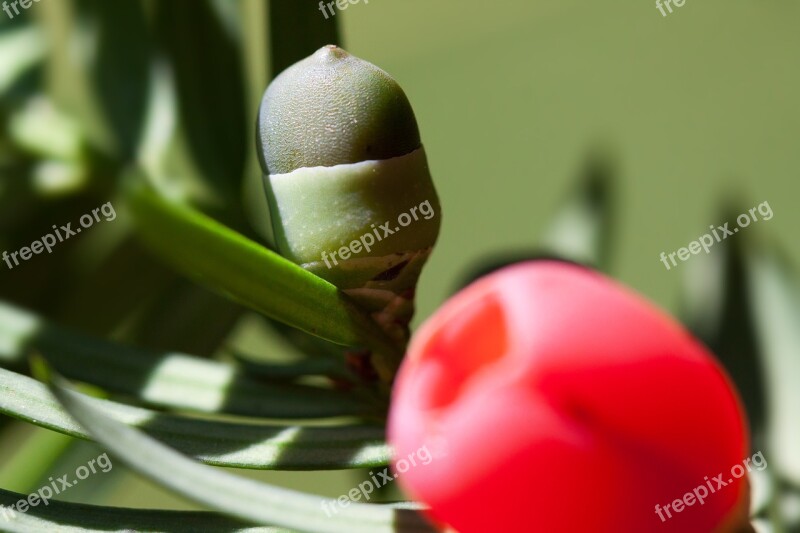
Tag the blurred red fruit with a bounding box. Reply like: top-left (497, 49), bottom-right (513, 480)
top-left (388, 261), bottom-right (751, 533)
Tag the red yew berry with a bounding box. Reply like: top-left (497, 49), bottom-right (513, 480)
top-left (388, 261), bottom-right (751, 533)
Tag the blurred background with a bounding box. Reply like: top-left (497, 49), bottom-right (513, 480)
top-left (0, 0), bottom-right (798, 530)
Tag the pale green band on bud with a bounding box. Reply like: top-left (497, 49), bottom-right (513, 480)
top-left (265, 147), bottom-right (440, 343)
top-left (266, 147), bottom-right (439, 270)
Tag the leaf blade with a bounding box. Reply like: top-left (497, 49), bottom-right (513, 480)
top-left (746, 244), bottom-right (800, 484)
top-left (0, 367), bottom-right (391, 471)
top-left (0, 487), bottom-right (289, 533)
top-left (42, 367), bottom-right (439, 532)
top-left (0, 300), bottom-right (373, 419)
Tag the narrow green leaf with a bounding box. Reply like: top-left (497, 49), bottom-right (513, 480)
top-left (86, 0), bottom-right (152, 160)
top-left (540, 151), bottom-right (616, 271)
top-left (43, 368), bottom-right (439, 532)
top-left (0, 367), bottom-right (391, 470)
top-left (0, 488), bottom-right (289, 532)
top-left (746, 244), bottom-right (800, 485)
top-left (679, 216), bottom-right (766, 443)
top-left (241, 0), bottom-right (276, 246)
top-left (124, 178), bottom-right (403, 376)
top-left (0, 300), bottom-right (376, 419)
top-left (456, 151), bottom-right (616, 289)
top-left (153, 0), bottom-right (247, 201)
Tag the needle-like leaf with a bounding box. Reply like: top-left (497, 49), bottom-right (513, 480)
top-left (39, 364), bottom-right (438, 532)
top-left (0, 367), bottom-right (391, 471)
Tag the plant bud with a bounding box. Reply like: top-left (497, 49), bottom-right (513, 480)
top-left (388, 261), bottom-right (751, 533)
top-left (257, 46), bottom-right (440, 344)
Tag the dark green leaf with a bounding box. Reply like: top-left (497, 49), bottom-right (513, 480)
top-left (0, 487), bottom-right (289, 532)
top-left (86, 0), bottom-right (151, 160)
top-left (746, 244), bottom-right (800, 485)
top-left (539, 150), bottom-right (616, 271)
top-left (154, 0), bottom-right (247, 201)
top-left (679, 216), bottom-right (766, 444)
top-left (0, 300), bottom-right (376, 419)
top-left (456, 151), bottom-right (616, 289)
top-left (268, 0), bottom-right (341, 78)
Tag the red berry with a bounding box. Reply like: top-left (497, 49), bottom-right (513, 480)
top-left (388, 261), bottom-right (749, 533)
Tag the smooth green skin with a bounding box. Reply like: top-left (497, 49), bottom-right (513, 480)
top-left (265, 148), bottom-right (441, 268)
top-left (257, 45), bottom-right (421, 175)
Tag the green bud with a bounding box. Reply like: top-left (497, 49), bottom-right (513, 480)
top-left (257, 46), bottom-right (440, 346)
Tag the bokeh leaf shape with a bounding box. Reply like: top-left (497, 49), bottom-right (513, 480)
top-left (153, 0), bottom-right (247, 203)
top-left (539, 151), bottom-right (616, 271)
top-left (37, 0), bottom-right (149, 160)
top-left (745, 243), bottom-right (800, 486)
top-left (679, 211), bottom-right (767, 444)
top-left (455, 151), bottom-right (615, 289)
top-left (86, 0), bottom-right (151, 160)
top-left (0, 25), bottom-right (45, 95)
top-left (40, 362), bottom-right (439, 532)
